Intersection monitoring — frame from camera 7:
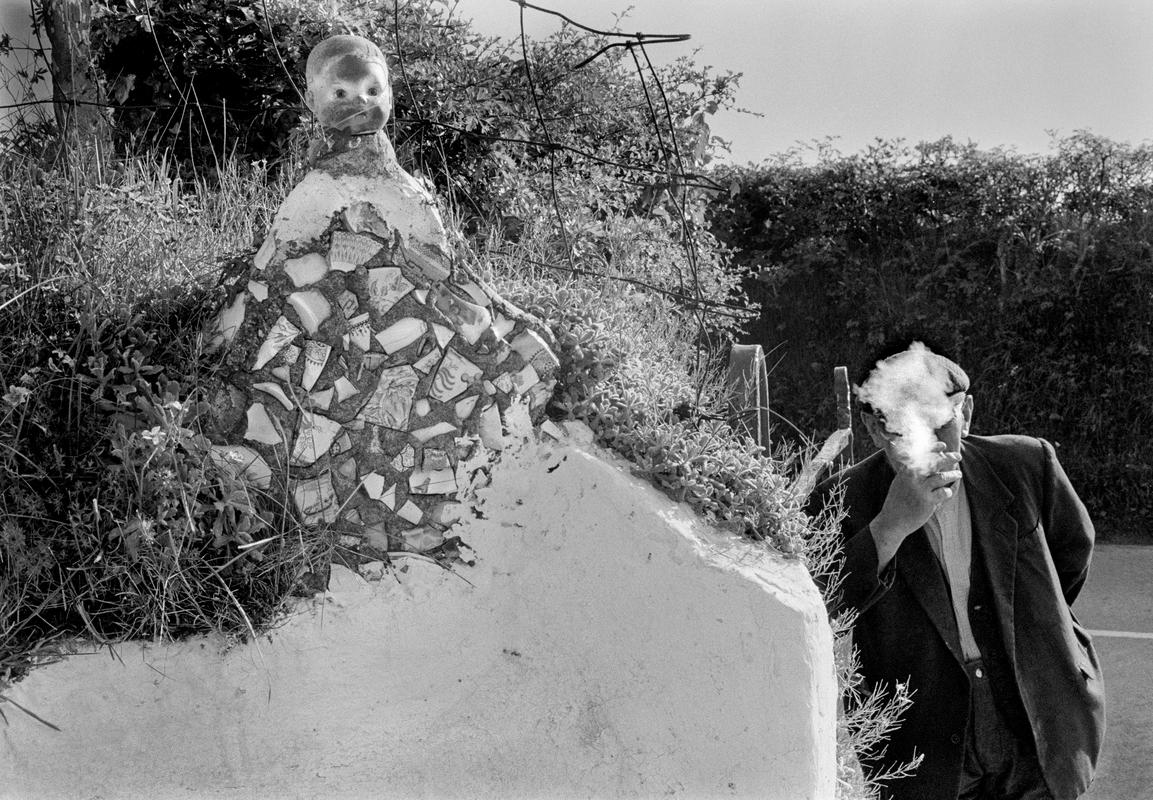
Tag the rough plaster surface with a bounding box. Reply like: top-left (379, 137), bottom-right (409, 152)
top-left (1, 427), bottom-right (836, 799)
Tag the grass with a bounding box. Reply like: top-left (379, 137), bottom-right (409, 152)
top-left (0, 146), bottom-right (329, 688)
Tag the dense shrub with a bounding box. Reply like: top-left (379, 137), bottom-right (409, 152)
top-left (709, 134), bottom-right (1153, 537)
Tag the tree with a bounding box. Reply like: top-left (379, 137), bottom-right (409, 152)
top-left (40, 0), bottom-right (112, 159)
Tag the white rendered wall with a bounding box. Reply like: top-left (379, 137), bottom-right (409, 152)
top-left (1, 425), bottom-right (836, 799)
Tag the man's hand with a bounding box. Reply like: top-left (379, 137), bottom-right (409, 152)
top-left (870, 443), bottom-right (963, 572)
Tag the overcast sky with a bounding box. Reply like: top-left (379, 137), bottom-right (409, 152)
top-left (4, 0), bottom-right (1151, 164)
top-left (462, 0), bottom-right (1153, 164)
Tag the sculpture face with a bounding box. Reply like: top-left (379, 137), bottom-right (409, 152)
top-left (307, 52), bottom-right (391, 134)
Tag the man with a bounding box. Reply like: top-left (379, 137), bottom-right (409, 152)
top-left (807, 340), bottom-right (1104, 800)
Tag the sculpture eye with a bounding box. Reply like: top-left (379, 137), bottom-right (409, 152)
top-left (368, 86), bottom-right (379, 96)
top-left (335, 88), bottom-right (346, 99)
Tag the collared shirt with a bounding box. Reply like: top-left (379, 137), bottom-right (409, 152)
top-left (924, 480), bottom-right (982, 662)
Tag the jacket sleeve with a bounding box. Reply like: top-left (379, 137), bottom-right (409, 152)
top-left (839, 523), bottom-right (897, 616)
top-left (1038, 437), bottom-right (1096, 607)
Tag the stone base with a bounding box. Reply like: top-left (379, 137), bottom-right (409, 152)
top-left (0, 426), bottom-right (836, 799)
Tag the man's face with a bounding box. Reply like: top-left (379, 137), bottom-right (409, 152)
top-left (307, 55), bottom-right (391, 133)
top-left (863, 392), bottom-right (974, 468)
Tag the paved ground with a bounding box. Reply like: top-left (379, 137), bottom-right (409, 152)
top-left (1076, 544), bottom-right (1153, 800)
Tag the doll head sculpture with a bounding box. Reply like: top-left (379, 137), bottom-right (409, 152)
top-left (305, 34), bottom-right (393, 134)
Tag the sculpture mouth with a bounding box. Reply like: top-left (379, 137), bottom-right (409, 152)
top-left (329, 106), bottom-right (386, 134)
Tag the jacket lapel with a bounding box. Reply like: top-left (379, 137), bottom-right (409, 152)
top-left (960, 440), bottom-right (1019, 656)
top-left (897, 523), bottom-right (965, 662)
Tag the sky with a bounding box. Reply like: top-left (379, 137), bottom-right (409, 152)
top-left (460, 0), bottom-right (1153, 164)
top-left (3, 0), bottom-right (1152, 164)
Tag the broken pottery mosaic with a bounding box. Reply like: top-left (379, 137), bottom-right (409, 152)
top-left (206, 34), bottom-right (558, 557)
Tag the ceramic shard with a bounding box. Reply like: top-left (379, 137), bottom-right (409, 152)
top-left (511, 363), bottom-right (540, 394)
top-left (271, 366), bottom-right (291, 382)
top-left (403, 527), bottom-right (445, 552)
top-left (214, 292), bottom-right (248, 347)
top-left (253, 381), bottom-right (294, 411)
top-left (342, 201), bottom-right (391, 239)
top-left (329, 230), bottom-right (382, 272)
top-left (493, 314), bottom-right (516, 340)
top-left (527, 380), bottom-right (552, 410)
top-left (363, 523), bottom-right (389, 552)
top-left (413, 288), bottom-right (428, 304)
top-left (362, 366), bottom-right (419, 430)
top-left (483, 380), bottom-right (497, 395)
top-left (511, 329), bottom-right (560, 374)
top-left (253, 235), bottom-right (278, 271)
top-left (492, 372), bottom-right (514, 394)
top-left (365, 267), bottom-right (414, 315)
top-left (431, 286), bottom-right (491, 345)
top-left (307, 387), bottom-right (334, 410)
top-left (301, 340), bottom-right (332, 392)
top-left (396, 499), bottom-right (424, 525)
top-left (243, 402), bottom-right (283, 445)
top-left (430, 347), bottom-right (483, 402)
top-left (411, 421), bottom-right (458, 443)
top-left (284, 252), bottom-right (330, 287)
top-left (454, 394), bottom-right (479, 420)
top-left (337, 289), bottom-right (359, 319)
top-left (428, 501), bottom-right (464, 528)
top-left (399, 239), bottom-right (451, 281)
top-left (540, 420), bottom-right (566, 441)
top-left (412, 347), bottom-right (442, 375)
top-left (292, 470), bottom-right (339, 525)
top-left (209, 445), bottom-right (272, 489)
top-left (288, 290), bottom-right (332, 335)
top-left (413, 398), bottom-right (431, 417)
top-left (478, 402), bottom-right (504, 450)
top-left (431, 323), bottom-right (454, 349)
top-left (336, 456), bottom-right (358, 482)
top-left (334, 376), bottom-right (359, 402)
top-left (391, 444), bottom-right (416, 471)
top-left (281, 343), bottom-right (302, 366)
top-left (362, 471), bottom-right (386, 500)
top-left (348, 313), bottom-right (372, 351)
top-left (247, 280), bottom-right (269, 302)
top-left (381, 483), bottom-right (397, 510)
top-left (331, 432), bottom-right (352, 457)
top-left (290, 411), bottom-right (343, 466)
top-left (367, 425), bottom-right (384, 453)
top-left (361, 352), bottom-right (387, 372)
top-left (253, 316), bottom-right (301, 370)
top-left (422, 448), bottom-right (450, 470)
top-left (457, 281), bottom-right (490, 308)
top-left (375, 317), bottom-right (426, 355)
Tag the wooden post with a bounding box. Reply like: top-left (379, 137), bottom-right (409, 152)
top-left (833, 365), bottom-right (853, 469)
top-left (44, 0), bottom-right (111, 162)
top-left (725, 344), bottom-right (770, 450)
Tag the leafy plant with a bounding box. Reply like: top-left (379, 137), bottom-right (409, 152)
top-left (711, 133), bottom-right (1153, 538)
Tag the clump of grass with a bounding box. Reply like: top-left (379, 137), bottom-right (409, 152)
top-left (0, 149), bottom-right (320, 688)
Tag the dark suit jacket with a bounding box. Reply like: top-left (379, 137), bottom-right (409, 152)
top-left (808, 434), bottom-right (1104, 800)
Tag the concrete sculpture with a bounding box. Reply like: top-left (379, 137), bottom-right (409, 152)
top-left (205, 34), bottom-right (559, 557)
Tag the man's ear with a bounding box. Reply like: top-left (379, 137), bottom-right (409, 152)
top-left (961, 394), bottom-right (974, 437)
